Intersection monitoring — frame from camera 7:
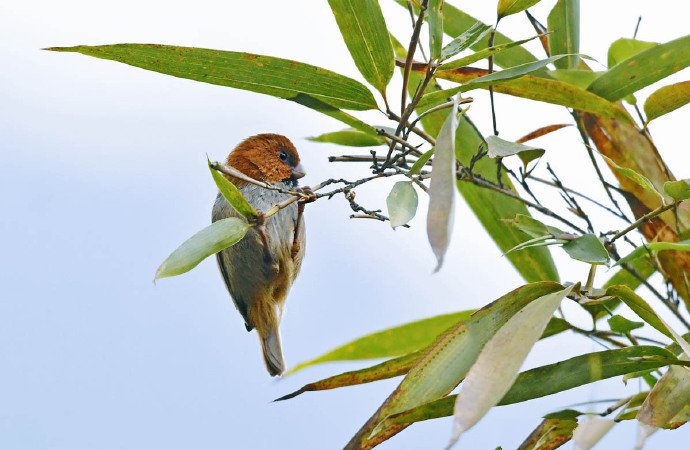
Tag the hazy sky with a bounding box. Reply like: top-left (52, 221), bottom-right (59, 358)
top-left (1, 1), bottom-right (689, 449)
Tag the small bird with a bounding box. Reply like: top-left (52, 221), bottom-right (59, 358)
top-left (212, 134), bottom-right (307, 376)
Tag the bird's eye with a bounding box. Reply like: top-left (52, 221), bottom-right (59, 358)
top-left (278, 151), bottom-right (288, 162)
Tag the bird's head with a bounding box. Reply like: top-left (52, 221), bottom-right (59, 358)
top-left (226, 134), bottom-right (305, 186)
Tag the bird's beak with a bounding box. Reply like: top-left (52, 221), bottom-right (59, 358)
top-left (291, 162), bottom-right (306, 179)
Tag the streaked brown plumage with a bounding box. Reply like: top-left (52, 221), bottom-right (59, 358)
top-left (211, 134), bottom-right (306, 376)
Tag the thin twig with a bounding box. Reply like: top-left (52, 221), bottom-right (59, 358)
top-left (609, 202), bottom-right (678, 243)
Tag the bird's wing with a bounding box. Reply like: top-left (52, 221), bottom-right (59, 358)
top-left (212, 193), bottom-right (254, 331)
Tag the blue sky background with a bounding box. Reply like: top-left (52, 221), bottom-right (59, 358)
top-left (1, 1), bottom-right (689, 448)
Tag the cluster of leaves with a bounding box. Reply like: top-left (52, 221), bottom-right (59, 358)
top-left (49, 0), bottom-right (690, 448)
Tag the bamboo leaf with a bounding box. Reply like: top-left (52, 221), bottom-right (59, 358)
top-left (448, 286), bottom-right (572, 446)
top-left (409, 149), bottom-right (434, 175)
top-left (307, 128), bottom-right (386, 147)
top-left (387, 181), bottom-right (419, 228)
top-left (516, 124), bottom-right (571, 144)
top-left (434, 69), bottom-right (629, 121)
top-left (645, 81), bottom-right (690, 123)
top-left (465, 55), bottom-right (580, 87)
top-left (637, 365), bottom-right (690, 428)
top-left (485, 135), bottom-right (545, 167)
top-left (601, 155), bottom-right (663, 202)
top-left (154, 218), bottom-right (249, 280)
top-left (505, 214), bottom-right (564, 239)
top-left (428, 0), bottom-right (445, 60)
top-left (276, 351), bottom-right (423, 401)
top-left (287, 310), bottom-right (475, 375)
top-left (393, 0), bottom-right (539, 68)
top-left (607, 315), bottom-right (644, 334)
top-left (517, 418), bottom-right (577, 450)
top-left (606, 38), bottom-right (657, 68)
top-left (208, 161), bottom-right (258, 220)
top-left (547, 69), bottom-right (601, 89)
top-left (427, 106), bottom-right (458, 271)
top-left (289, 93), bottom-right (377, 133)
top-left (372, 346), bottom-right (675, 434)
top-left (497, 0), bottom-right (543, 19)
top-left (547, 0), bottom-right (580, 69)
top-left (589, 35), bottom-right (690, 101)
top-left (571, 418), bottom-right (615, 450)
top-left (440, 21), bottom-right (492, 61)
top-left (279, 317), bottom-right (570, 401)
top-left (350, 282), bottom-right (564, 448)
top-left (561, 234), bottom-right (610, 265)
top-left (439, 35), bottom-right (540, 71)
top-left (614, 240), bottom-right (690, 268)
top-left (47, 44), bottom-right (378, 110)
top-left (327, 0), bottom-right (394, 93)
top-left (663, 179), bottom-right (690, 201)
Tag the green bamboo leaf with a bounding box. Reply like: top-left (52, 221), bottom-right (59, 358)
top-left (614, 240), bottom-right (690, 268)
top-left (561, 234), bottom-right (609, 265)
top-left (327, 0), bottom-right (394, 93)
top-left (434, 69), bottom-right (629, 121)
top-left (286, 310), bottom-right (475, 375)
top-left (606, 38), bottom-right (657, 68)
top-left (607, 315), bottom-right (644, 334)
top-left (208, 162), bottom-right (258, 220)
top-left (589, 35), bottom-right (690, 101)
top-left (601, 155), bottom-right (663, 201)
top-left (547, 0), bottom-right (580, 69)
top-left (372, 346), bottom-right (675, 434)
top-left (440, 21), bottom-right (492, 61)
top-left (439, 35), bottom-right (540, 71)
top-left (428, 0), bottom-right (444, 61)
top-left (485, 135), bottom-right (545, 167)
top-left (154, 218), bottom-right (249, 280)
top-left (47, 44), bottom-right (378, 111)
top-left (645, 81), bottom-right (690, 123)
top-left (448, 286), bottom-right (572, 445)
top-left (518, 418), bottom-right (578, 450)
top-left (465, 55), bottom-right (579, 87)
top-left (505, 214), bottom-right (564, 239)
top-left (349, 282), bottom-right (563, 448)
top-left (607, 285), bottom-right (690, 358)
top-left (497, 0), bottom-right (543, 19)
top-left (427, 107), bottom-right (458, 271)
top-left (663, 179), bottom-right (690, 201)
top-left (547, 69), bottom-right (601, 88)
top-left (387, 181), bottom-right (419, 228)
top-left (409, 149), bottom-right (434, 175)
top-left (307, 128), bottom-right (386, 147)
top-left (393, 0), bottom-right (539, 68)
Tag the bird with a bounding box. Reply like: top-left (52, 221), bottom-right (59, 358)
top-left (211, 134), bottom-right (307, 376)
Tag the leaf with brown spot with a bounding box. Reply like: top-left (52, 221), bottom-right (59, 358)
top-left (517, 418), bottom-right (577, 450)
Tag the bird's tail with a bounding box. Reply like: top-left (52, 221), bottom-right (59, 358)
top-left (259, 325), bottom-right (285, 376)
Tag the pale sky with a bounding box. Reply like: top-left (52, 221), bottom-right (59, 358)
top-left (1, 1), bottom-right (689, 449)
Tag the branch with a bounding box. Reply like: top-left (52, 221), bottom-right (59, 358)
top-left (609, 202), bottom-right (679, 243)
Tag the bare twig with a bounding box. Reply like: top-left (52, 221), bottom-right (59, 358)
top-left (609, 202), bottom-right (678, 243)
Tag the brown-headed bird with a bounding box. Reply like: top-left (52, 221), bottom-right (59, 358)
top-left (212, 134), bottom-right (307, 376)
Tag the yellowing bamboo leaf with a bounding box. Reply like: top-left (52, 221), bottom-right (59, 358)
top-left (208, 161), bottom-right (258, 220)
top-left (448, 286), bottom-right (572, 446)
top-left (497, 0), bottom-right (543, 19)
top-left (427, 105), bottom-right (458, 271)
top-left (307, 128), bottom-right (386, 147)
top-left (645, 81), bottom-right (690, 122)
top-left (637, 365), bottom-right (690, 429)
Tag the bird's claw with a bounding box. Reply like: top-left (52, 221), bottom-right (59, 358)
top-left (296, 186), bottom-right (316, 204)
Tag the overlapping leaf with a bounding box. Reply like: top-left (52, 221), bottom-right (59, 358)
top-left (645, 81), bottom-right (690, 123)
top-left (547, 0), bottom-right (580, 69)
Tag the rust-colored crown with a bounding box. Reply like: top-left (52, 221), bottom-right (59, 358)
top-left (226, 134), bottom-right (300, 184)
